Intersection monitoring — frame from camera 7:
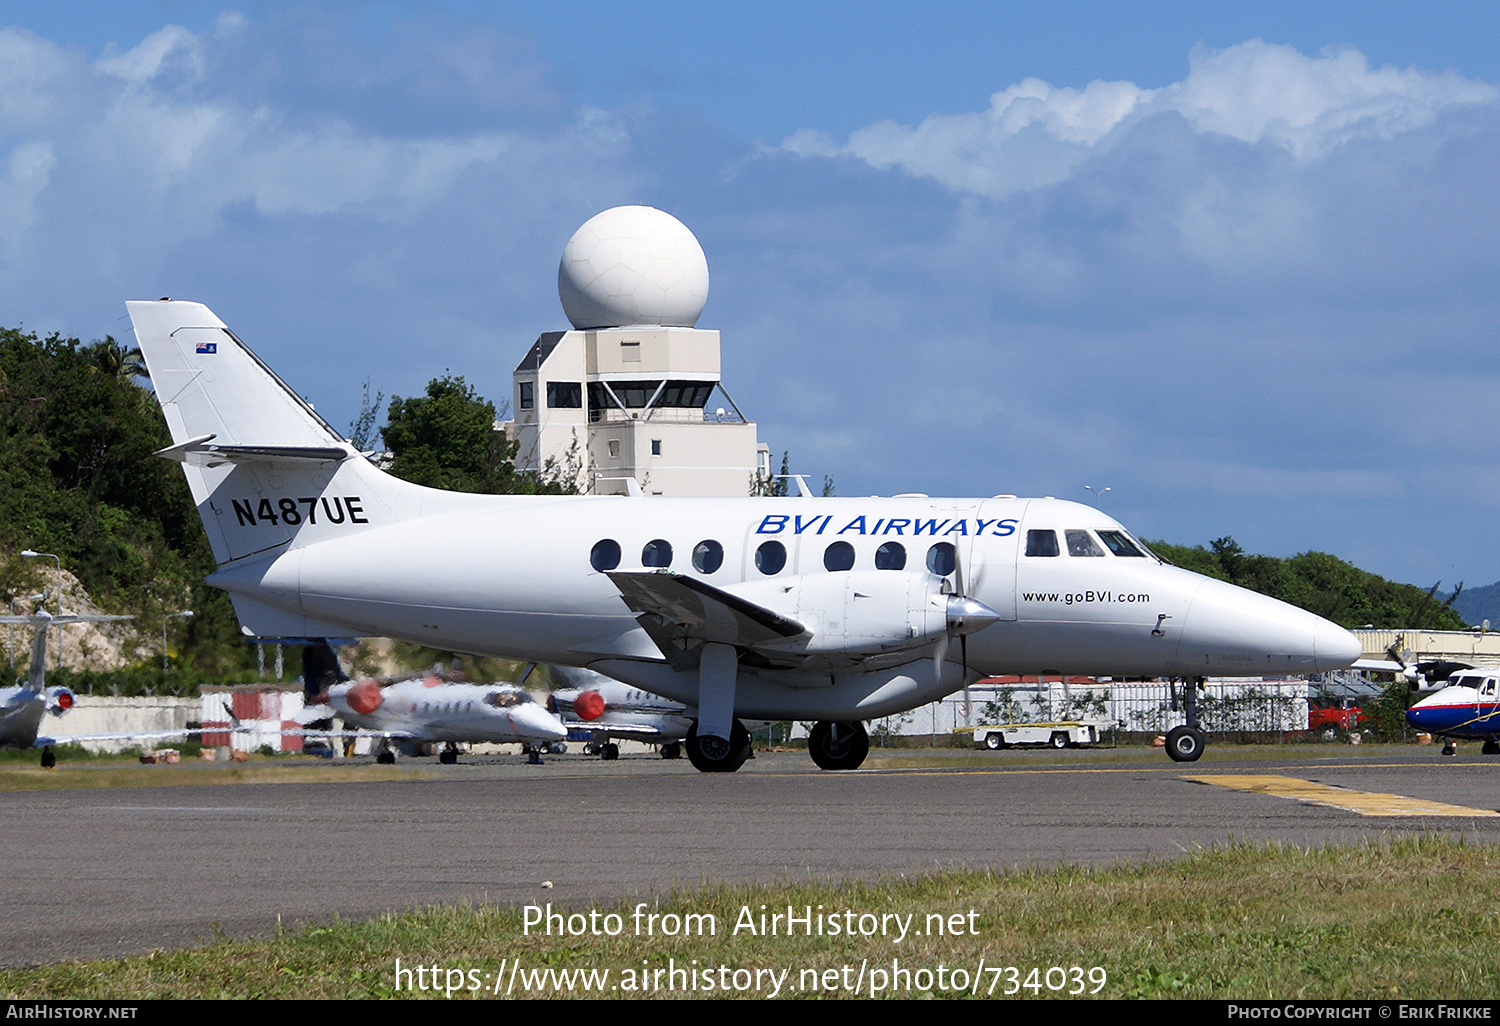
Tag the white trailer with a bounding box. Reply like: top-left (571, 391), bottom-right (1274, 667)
top-left (973, 721), bottom-right (1101, 750)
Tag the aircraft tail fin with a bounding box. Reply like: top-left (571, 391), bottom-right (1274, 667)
top-left (127, 300), bottom-right (349, 454)
top-left (126, 300), bottom-right (449, 566)
top-left (301, 640), bottom-right (349, 704)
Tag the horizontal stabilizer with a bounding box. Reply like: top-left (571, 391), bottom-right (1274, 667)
top-left (154, 434), bottom-right (349, 467)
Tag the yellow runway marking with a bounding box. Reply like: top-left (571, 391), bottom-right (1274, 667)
top-left (1184, 774), bottom-right (1499, 817)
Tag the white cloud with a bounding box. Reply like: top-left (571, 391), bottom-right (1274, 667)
top-left (785, 40), bottom-right (1499, 198)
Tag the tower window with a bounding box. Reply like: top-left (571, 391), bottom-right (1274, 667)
top-left (547, 382), bottom-right (582, 408)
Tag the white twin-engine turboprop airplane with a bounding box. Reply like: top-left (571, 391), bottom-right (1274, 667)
top-left (127, 299), bottom-right (1364, 772)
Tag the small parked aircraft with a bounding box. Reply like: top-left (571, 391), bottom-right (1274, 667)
top-left (0, 609), bottom-right (216, 766)
top-left (549, 664), bottom-right (694, 760)
top-left (297, 642), bottom-right (568, 763)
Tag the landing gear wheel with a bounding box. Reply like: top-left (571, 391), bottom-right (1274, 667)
top-left (1483, 740), bottom-right (1500, 756)
top-left (686, 721), bottom-right (750, 773)
top-left (601, 742), bottom-right (620, 761)
top-left (376, 749), bottom-right (396, 765)
top-left (40, 746), bottom-right (55, 769)
top-left (809, 720), bottom-right (869, 770)
top-left (1442, 742), bottom-right (1457, 756)
top-left (661, 741), bottom-right (682, 760)
top-left (439, 746), bottom-right (458, 765)
top-left (984, 732), bottom-right (1003, 751)
top-left (1165, 725), bottom-right (1206, 763)
top-left (1049, 732), bottom-right (1069, 750)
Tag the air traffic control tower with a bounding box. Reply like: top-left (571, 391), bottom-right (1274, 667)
top-left (507, 206), bottom-right (769, 496)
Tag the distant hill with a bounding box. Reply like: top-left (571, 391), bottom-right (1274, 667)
top-left (1447, 582), bottom-right (1500, 630)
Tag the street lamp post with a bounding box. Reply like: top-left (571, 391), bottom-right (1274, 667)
top-left (20, 550), bottom-right (61, 673)
top-left (162, 611), bottom-right (194, 674)
top-left (1084, 485), bottom-right (1111, 509)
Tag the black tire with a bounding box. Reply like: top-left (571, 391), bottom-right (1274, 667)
top-left (601, 742), bottom-right (619, 761)
top-left (1483, 740), bottom-right (1500, 756)
top-left (808, 720), bottom-right (869, 770)
top-left (376, 750), bottom-right (396, 765)
top-left (661, 741), bottom-right (682, 760)
top-left (40, 746), bottom-right (56, 769)
top-left (686, 721), bottom-right (750, 773)
top-left (984, 732), bottom-right (1003, 751)
top-left (1165, 725), bottom-right (1205, 763)
top-left (1049, 732), bottom-right (1069, 750)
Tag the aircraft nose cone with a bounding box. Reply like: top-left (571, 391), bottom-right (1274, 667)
top-left (520, 704), bottom-right (568, 741)
top-left (1179, 577), bottom-right (1358, 674)
top-left (1315, 621), bottom-right (1363, 670)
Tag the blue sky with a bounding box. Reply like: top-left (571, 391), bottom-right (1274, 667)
top-left (4, 2), bottom-right (1500, 591)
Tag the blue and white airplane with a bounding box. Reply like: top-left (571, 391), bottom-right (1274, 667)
top-left (1406, 671), bottom-right (1500, 756)
top-left (126, 299), bottom-right (1364, 772)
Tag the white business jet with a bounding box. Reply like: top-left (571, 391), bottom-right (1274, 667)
top-left (0, 610), bottom-right (214, 766)
top-left (549, 664), bottom-right (695, 760)
top-left (126, 300), bottom-right (1363, 772)
top-left (297, 642), bottom-right (568, 763)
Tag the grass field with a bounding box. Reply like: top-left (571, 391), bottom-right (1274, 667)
top-left (2, 836), bottom-right (1494, 999)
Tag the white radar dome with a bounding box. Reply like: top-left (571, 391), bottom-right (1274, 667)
top-left (558, 206), bottom-right (709, 329)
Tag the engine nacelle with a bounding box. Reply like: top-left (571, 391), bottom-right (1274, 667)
top-left (727, 571), bottom-right (998, 659)
top-left (45, 686), bottom-right (75, 716)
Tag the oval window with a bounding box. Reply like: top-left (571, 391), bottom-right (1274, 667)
top-left (590, 538), bottom-right (621, 571)
top-left (692, 540), bottom-right (724, 574)
top-left (926, 542), bottom-right (956, 576)
top-left (642, 539), bottom-right (673, 568)
top-left (755, 540), bottom-right (787, 575)
top-left (823, 541), bottom-right (855, 572)
top-left (875, 541), bottom-right (906, 570)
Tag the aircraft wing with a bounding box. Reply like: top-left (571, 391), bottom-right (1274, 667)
top-left (562, 719), bottom-right (674, 740)
top-left (38, 726), bottom-right (243, 747)
top-left (606, 571), bottom-right (804, 668)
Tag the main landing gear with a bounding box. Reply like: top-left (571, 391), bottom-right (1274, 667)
top-left (685, 720), bottom-right (751, 773)
top-left (809, 720), bottom-right (869, 771)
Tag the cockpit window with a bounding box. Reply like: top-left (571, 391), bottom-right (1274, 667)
top-left (1066, 530), bottom-right (1105, 557)
top-left (1026, 530), bottom-right (1059, 557)
top-left (485, 689), bottom-right (530, 708)
top-left (1096, 530), bottom-right (1146, 557)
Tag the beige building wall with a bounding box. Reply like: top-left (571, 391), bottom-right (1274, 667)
top-left (508, 326), bottom-right (765, 497)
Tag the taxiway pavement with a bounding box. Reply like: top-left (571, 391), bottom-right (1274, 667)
top-left (5, 745), bottom-right (1496, 966)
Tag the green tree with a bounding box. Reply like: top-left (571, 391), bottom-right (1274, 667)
top-left (381, 374), bottom-right (573, 494)
top-left (0, 326), bottom-right (251, 674)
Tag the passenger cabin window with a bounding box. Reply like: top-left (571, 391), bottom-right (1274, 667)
top-left (824, 541), bottom-right (855, 572)
top-left (1066, 530), bottom-right (1106, 557)
top-left (1097, 530), bottom-right (1146, 557)
top-left (875, 542), bottom-right (906, 570)
top-left (590, 539), bottom-right (621, 571)
top-left (926, 542), bottom-right (956, 576)
top-left (756, 540), bottom-right (787, 575)
top-left (642, 539), bottom-right (673, 567)
top-left (1026, 530), bottom-right (1059, 557)
top-left (692, 540), bottom-right (723, 574)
